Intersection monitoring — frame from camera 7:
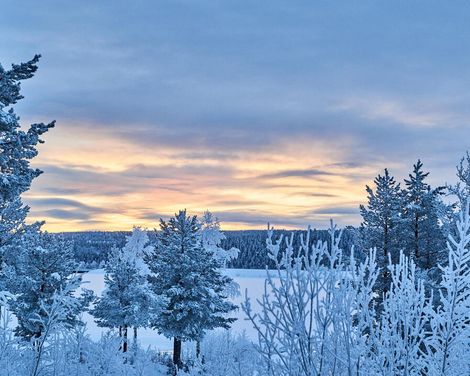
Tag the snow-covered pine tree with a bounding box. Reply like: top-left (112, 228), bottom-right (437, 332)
top-left (200, 211), bottom-right (240, 301)
top-left (92, 227), bottom-right (161, 353)
top-left (401, 160), bottom-right (446, 269)
top-left (0, 55), bottom-right (54, 318)
top-left (0, 55), bottom-right (54, 248)
top-left (2, 230), bottom-right (90, 341)
top-left (360, 169), bottom-right (403, 298)
top-left (147, 210), bottom-right (237, 369)
top-left (200, 211), bottom-right (239, 268)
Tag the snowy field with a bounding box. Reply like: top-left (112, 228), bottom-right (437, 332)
top-left (81, 268), bottom-right (268, 351)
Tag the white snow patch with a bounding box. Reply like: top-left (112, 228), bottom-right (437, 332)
top-left (80, 268), bottom-right (270, 351)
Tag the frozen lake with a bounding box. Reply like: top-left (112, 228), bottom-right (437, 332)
top-left (81, 268), bottom-right (269, 351)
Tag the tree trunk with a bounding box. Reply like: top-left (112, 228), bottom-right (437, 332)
top-left (383, 222), bottom-right (389, 296)
top-left (118, 326), bottom-right (122, 352)
top-left (196, 340), bottom-right (201, 359)
top-left (173, 337), bottom-right (182, 368)
top-left (129, 327), bottom-right (138, 365)
top-left (123, 325), bottom-right (128, 353)
top-left (414, 213), bottom-right (419, 262)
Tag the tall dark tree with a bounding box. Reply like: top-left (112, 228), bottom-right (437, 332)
top-left (360, 169), bottom-right (402, 297)
top-left (400, 161), bottom-right (447, 304)
top-left (147, 210), bottom-right (236, 369)
top-left (401, 160), bottom-right (446, 268)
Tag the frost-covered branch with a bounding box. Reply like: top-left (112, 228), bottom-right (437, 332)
top-left (424, 202), bottom-right (470, 376)
top-left (243, 222), bottom-right (378, 376)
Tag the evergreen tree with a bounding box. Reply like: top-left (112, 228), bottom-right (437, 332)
top-left (92, 228), bottom-right (161, 353)
top-left (2, 230), bottom-right (90, 341)
top-left (200, 211), bottom-right (239, 268)
top-left (401, 160), bottom-right (446, 269)
top-left (0, 55), bottom-right (54, 315)
top-left (0, 55), bottom-right (54, 248)
top-left (147, 210), bottom-right (237, 369)
top-left (360, 169), bottom-right (403, 297)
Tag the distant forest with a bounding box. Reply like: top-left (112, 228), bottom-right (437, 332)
top-left (59, 227), bottom-right (359, 270)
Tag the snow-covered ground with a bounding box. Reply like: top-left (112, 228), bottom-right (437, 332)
top-left (81, 268), bottom-right (268, 351)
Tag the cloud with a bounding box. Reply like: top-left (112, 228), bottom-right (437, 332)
top-left (258, 168), bottom-right (334, 179)
top-left (3, 1), bottom-right (470, 231)
top-left (334, 97), bottom-right (470, 129)
top-left (38, 209), bottom-right (92, 221)
top-left (312, 206), bottom-right (359, 216)
top-left (28, 197), bottom-right (106, 213)
top-left (25, 197), bottom-right (109, 222)
top-left (290, 192), bottom-right (339, 198)
top-left (36, 187), bottom-right (85, 195)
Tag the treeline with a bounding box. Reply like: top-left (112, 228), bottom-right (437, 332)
top-left (57, 231), bottom-right (129, 269)
top-left (59, 227), bottom-right (359, 270)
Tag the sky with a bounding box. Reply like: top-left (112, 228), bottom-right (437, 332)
top-left (1, 1), bottom-right (470, 231)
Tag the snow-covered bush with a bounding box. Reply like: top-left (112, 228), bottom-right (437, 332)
top-left (0, 310), bottom-right (32, 376)
top-left (424, 202), bottom-right (470, 376)
top-left (0, 320), bottom-right (167, 376)
top-left (243, 206), bottom-right (470, 376)
top-left (197, 331), bottom-right (260, 376)
top-left (243, 222), bottom-right (378, 376)
top-left (365, 252), bottom-right (429, 375)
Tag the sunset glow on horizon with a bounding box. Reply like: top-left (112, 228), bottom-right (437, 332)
top-left (23, 122), bottom-right (373, 231)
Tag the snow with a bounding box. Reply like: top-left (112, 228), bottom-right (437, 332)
top-left (81, 268), bottom-right (269, 351)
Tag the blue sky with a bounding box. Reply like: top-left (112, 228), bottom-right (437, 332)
top-left (2, 1), bottom-right (470, 230)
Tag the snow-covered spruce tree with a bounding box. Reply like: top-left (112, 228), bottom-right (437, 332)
top-left (2, 229), bottom-right (90, 341)
top-left (92, 227), bottom-right (162, 353)
top-left (200, 210), bottom-right (240, 301)
top-left (401, 160), bottom-right (446, 269)
top-left (243, 222), bottom-right (378, 376)
top-left (424, 202), bottom-right (470, 376)
top-left (360, 169), bottom-right (403, 300)
top-left (399, 160), bottom-right (447, 306)
top-left (200, 211), bottom-right (239, 268)
top-left (198, 210), bottom-right (240, 357)
top-left (147, 210), bottom-right (237, 369)
top-left (0, 55), bottom-right (54, 249)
